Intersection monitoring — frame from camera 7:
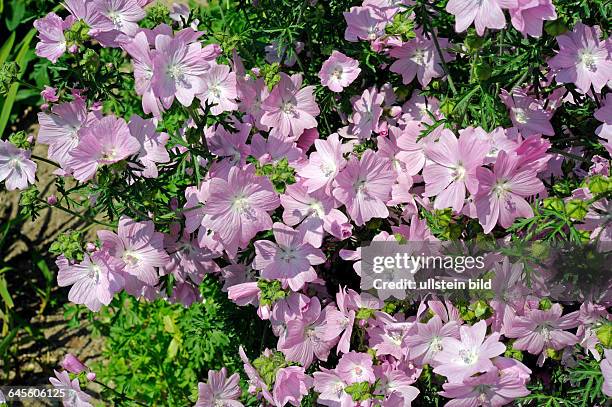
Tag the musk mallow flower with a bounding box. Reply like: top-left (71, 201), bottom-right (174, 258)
top-left (272, 366), bottom-right (313, 407)
top-left (405, 315), bottom-right (460, 366)
top-left (202, 166), bottom-right (280, 257)
top-left (151, 33), bottom-right (210, 108)
top-left (343, 6), bottom-right (386, 42)
top-left (505, 303), bottom-right (580, 355)
top-left (595, 93), bottom-right (612, 155)
top-left (0, 140), bottom-right (37, 191)
top-left (336, 351), bottom-right (376, 384)
top-left (508, 0), bottom-right (556, 37)
top-left (56, 252), bottom-right (125, 312)
top-left (446, 0), bottom-right (517, 36)
top-left (92, 0), bottom-right (146, 36)
top-left (260, 73), bottom-right (320, 139)
top-left (313, 368), bottom-right (352, 406)
top-left (320, 286), bottom-right (357, 354)
top-left (348, 87), bottom-right (384, 140)
top-left (198, 63), bottom-right (238, 115)
top-left (500, 89), bottom-right (554, 137)
top-left (423, 128), bottom-right (490, 213)
top-left (253, 222), bottom-right (325, 291)
top-left (474, 150), bottom-right (544, 233)
top-left (49, 369), bottom-right (93, 407)
top-left (280, 298), bottom-right (337, 367)
top-left (333, 149), bottom-right (396, 226)
top-left (440, 368), bottom-right (530, 406)
top-left (318, 51), bottom-right (361, 92)
top-left (195, 368), bottom-right (243, 407)
top-left (548, 22), bottom-right (612, 93)
top-left (34, 12), bottom-right (74, 63)
top-left (389, 30), bottom-right (455, 87)
top-left (433, 320), bottom-right (506, 383)
top-left (128, 114), bottom-right (170, 178)
top-left (68, 115), bottom-right (140, 181)
top-left (37, 98), bottom-right (95, 170)
top-left (297, 133), bottom-right (346, 194)
top-left (98, 216), bottom-right (170, 295)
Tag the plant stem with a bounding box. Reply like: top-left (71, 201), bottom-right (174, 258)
top-left (31, 154), bottom-right (60, 168)
top-left (548, 148), bottom-right (591, 163)
top-left (421, 6), bottom-right (457, 95)
top-left (94, 380), bottom-right (149, 407)
top-left (38, 199), bottom-right (115, 228)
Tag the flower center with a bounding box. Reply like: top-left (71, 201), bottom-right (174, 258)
top-left (452, 164), bottom-right (466, 181)
top-left (232, 195), bottom-right (250, 212)
top-left (354, 178), bottom-right (367, 193)
top-left (429, 336), bottom-right (443, 353)
top-left (411, 48), bottom-right (426, 65)
top-left (332, 66), bottom-right (343, 80)
top-left (493, 179), bottom-right (511, 197)
top-left (281, 100), bottom-right (295, 113)
top-left (209, 83), bottom-right (221, 98)
top-left (320, 161), bottom-right (336, 177)
top-left (513, 107), bottom-right (529, 124)
top-left (578, 49), bottom-right (597, 72)
top-left (167, 63), bottom-right (185, 82)
top-left (309, 201), bottom-right (325, 218)
top-left (458, 347), bottom-right (478, 365)
top-left (87, 265), bottom-right (101, 283)
top-left (367, 26), bottom-right (378, 41)
top-left (122, 250), bottom-right (140, 266)
top-left (101, 148), bottom-right (117, 162)
top-left (107, 10), bottom-right (123, 27)
top-left (539, 324), bottom-right (552, 341)
top-left (278, 246), bottom-right (297, 263)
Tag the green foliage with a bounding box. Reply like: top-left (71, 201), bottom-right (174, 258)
top-left (91, 276), bottom-right (269, 406)
top-left (48, 230), bottom-right (85, 261)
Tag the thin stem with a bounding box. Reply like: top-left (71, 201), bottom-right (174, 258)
top-left (94, 380), bottom-right (149, 407)
top-left (38, 199), bottom-right (115, 228)
top-left (31, 154), bottom-right (60, 168)
top-left (548, 148), bottom-right (591, 163)
top-left (421, 6), bottom-right (457, 95)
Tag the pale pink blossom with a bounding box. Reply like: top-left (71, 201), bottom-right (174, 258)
top-left (34, 12), bottom-right (74, 63)
top-left (128, 115), bottom-right (170, 178)
top-left (348, 88), bottom-right (384, 140)
top-left (440, 368), bottom-right (530, 406)
top-left (49, 369), bottom-right (93, 407)
top-left (500, 89), bottom-right (554, 136)
top-left (343, 6), bottom-right (386, 42)
top-left (195, 368), bottom-right (243, 407)
top-left (509, 0), bottom-right (556, 37)
top-left (318, 51), bottom-right (361, 92)
top-left (333, 150), bottom-right (396, 226)
top-left (297, 133), bottom-right (346, 194)
top-left (446, 0), bottom-right (517, 36)
top-left (0, 140), bottom-right (37, 191)
top-left (198, 63), bottom-right (238, 115)
top-left (272, 366), bottom-right (313, 407)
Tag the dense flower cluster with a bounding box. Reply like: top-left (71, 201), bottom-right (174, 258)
top-left (1, 0), bottom-right (607, 405)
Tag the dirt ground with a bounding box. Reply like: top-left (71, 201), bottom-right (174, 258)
top-left (0, 138), bottom-right (104, 393)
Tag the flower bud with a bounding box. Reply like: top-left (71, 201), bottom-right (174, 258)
top-left (60, 353), bottom-right (87, 374)
top-left (47, 195), bottom-right (58, 205)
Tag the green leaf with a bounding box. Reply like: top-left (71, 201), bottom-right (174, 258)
top-left (0, 28), bottom-right (36, 138)
top-left (0, 32), bottom-right (15, 66)
top-left (5, 0), bottom-right (25, 31)
top-left (0, 275), bottom-right (14, 308)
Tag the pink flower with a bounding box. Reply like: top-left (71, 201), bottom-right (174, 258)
top-left (198, 63), bottom-right (238, 115)
top-left (124, 32), bottom-right (165, 117)
top-left (336, 351), bottom-right (376, 384)
top-left (548, 22), bottom-right (612, 93)
top-left (320, 287), bottom-right (357, 354)
top-left (152, 33), bottom-right (210, 107)
top-left (261, 73), bottom-right (319, 139)
top-left (68, 115), bottom-right (140, 181)
top-left (195, 368), bottom-right (243, 407)
top-left (202, 166), bottom-right (280, 256)
top-left (34, 12), bottom-right (73, 63)
top-left (41, 86), bottom-right (59, 102)
top-left (423, 128), bottom-right (489, 212)
top-left (446, 0), bottom-right (517, 36)
top-left (343, 6), bottom-right (386, 42)
top-left (60, 354), bottom-right (88, 374)
top-left (440, 368), bottom-right (530, 406)
top-left (348, 87), bottom-right (384, 139)
top-left (253, 222), bottom-right (325, 291)
top-left (92, 0), bottom-right (145, 36)
top-left (98, 216), bottom-right (170, 295)
top-left (405, 315), bottom-right (460, 366)
top-left (434, 320), bottom-right (506, 383)
top-left (264, 40), bottom-right (304, 67)
top-left (49, 369), bottom-right (93, 407)
top-left (602, 349), bottom-right (612, 397)
top-left (390, 30), bottom-right (455, 87)
top-left (333, 150), bottom-right (396, 226)
top-left (0, 140), bottom-right (37, 191)
top-left (475, 150), bottom-right (544, 233)
top-left (280, 182), bottom-right (350, 248)
top-left (128, 115), bottom-right (170, 178)
top-left (509, 0), bottom-right (556, 37)
top-left (505, 303), bottom-right (579, 355)
top-left (595, 94), bottom-right (612, 155)
top-left (297, 133), bottom-right (346, 194)
top-left (313, 368), bottom-right (352, 406)
top-left (318, 51), bottom-right (361, 92)
top-left (56, 252), bottom-right (125, 312)
top-left (395, 124), bottom-right (429, 176)
top-left (272, 366), bottom-right (313, 406)
top-left (500, 89), bottom-right (554, 136)
top-left (164, 231), bottom-right (220, 284)
top-left (238, 346), bottom-right (274, 404)
top-left (37, 98), bottom-right (95, 170)
top-left (280, 298), bottom-right (336, 367)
